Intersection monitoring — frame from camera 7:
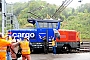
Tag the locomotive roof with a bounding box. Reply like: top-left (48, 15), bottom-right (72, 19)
top-left (27, 18), bottom-right (62, 24)
top-left (59, 29), bottom-right (77, 32)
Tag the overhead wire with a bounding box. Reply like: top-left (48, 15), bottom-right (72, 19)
top-left (52, 0), bottom-right (73, 19)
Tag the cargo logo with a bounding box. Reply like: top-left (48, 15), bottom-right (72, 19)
top-left (12, 33), bottom-right (36, 39)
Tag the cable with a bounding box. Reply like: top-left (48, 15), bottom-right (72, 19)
top-left (52, 0), bottom-right (73, 19)
top-left (27, 11), bottom-right (42, 20)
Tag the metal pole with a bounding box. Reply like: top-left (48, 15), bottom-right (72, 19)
top-left (2, 0), bottom-right (5, 36)
top-left (11, 3), bottom-right (13, 29)
top-left (11, 3), bottom-right (13, 15)
top-left (5, 1), bottom-right (7, 34)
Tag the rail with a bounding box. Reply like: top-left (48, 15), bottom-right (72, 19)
top-left (80, 41), bottom-right (90, 52)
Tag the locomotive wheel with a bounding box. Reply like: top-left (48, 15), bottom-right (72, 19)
top-left (61, 45), bottom-right (71, 52)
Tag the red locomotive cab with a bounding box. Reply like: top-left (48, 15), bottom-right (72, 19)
top-left (56, 29), bottom-right (80, 53)
top-left (56, 29), bottom-right (80, 42)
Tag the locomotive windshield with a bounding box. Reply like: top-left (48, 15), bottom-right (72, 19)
top-left (38, 22), bottom-right (57, 29)
top-left (27, 19), bottom-right (62, 30)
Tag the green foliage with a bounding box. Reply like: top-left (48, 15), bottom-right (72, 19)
top-left (5, 2), bottom-right (90, 39)
top-left (77, 3), bottom-right (90, 13)
top-left (61, 12), bottom-right (90, 39)
top-left (13, 2), bottom-right (28, 16)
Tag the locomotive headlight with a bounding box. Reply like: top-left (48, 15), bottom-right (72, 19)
top-left (53, 29), bottom-right (60, 40)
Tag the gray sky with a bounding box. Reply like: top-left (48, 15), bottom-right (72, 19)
top-left (6, 0), bottom-right (90, 8)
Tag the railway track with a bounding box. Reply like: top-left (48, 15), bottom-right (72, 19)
top-left (31, 41), bottom-right (90, 54)
top-left (80, 41), bottom-right (90, 52)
